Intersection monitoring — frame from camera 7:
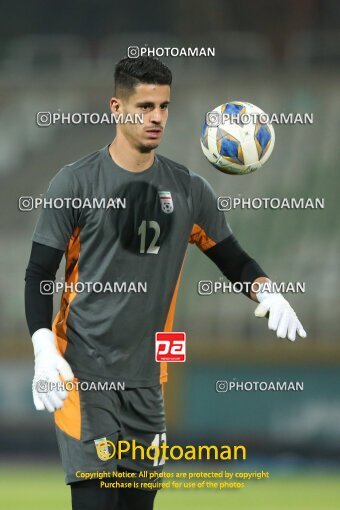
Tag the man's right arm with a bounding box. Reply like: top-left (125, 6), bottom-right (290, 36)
top-left (25, 241), bottom-right (75, 412)
top-left (25, 164), bottom-right (80, 412)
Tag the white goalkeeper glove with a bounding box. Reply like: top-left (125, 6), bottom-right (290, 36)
top-left (32, 328), bottom-right (74, 413)
top-left (254, 283), bottom-right (307, 341)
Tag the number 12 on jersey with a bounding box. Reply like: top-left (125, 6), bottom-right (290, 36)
top-left (138, 220), bottom-right (160, 254)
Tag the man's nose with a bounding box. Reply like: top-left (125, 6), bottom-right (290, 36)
top-left (149, 109), bottom-right (162, 123)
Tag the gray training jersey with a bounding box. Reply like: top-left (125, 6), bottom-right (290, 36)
top-left (33, 145), bottom-right (232, 386)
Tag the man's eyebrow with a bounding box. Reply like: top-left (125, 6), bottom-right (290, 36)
top-left (135, 100), bottom-right (171, 106)
top-left (135, 101), bottom-right (155, 106)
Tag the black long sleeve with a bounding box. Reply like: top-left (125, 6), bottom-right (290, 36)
top-left (24, 242), bottom-right (64, 336)
top-left (204, 234), bottom-right (268, 297)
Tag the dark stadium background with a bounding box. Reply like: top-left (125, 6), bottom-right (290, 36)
top-left (0, 1), bottom-right (339, 508)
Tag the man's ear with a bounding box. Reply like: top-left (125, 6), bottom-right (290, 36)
top-left (109, 97), bottom-right (121, 114)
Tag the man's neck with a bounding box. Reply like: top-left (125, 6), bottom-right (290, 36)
top-left (109, 137), bottom-right (155, 173)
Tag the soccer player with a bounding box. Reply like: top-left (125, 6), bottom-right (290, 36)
top-left (25, 56), bottom-right (306, 510)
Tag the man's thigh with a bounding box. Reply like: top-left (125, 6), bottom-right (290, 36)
top-left (55, 382), bottom-right (121, 484)
top-left (117, 385), bottom-right (167, 481)
top-left (54, 383), bottom-right (167, 485)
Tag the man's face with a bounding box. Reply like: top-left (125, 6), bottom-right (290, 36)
top-left (110, 83), bottom-right (170, 152)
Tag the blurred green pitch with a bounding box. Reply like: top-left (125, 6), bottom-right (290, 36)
top-left (1, 467), bottom-right (339, 510)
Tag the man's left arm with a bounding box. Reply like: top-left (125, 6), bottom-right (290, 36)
top-left (203, 236), bottom-right (306, 341)
top-left (189, 172), bottom-right (306, 342)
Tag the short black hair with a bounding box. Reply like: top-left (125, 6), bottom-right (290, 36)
top-left (114, 57), bottom-right (172, 98)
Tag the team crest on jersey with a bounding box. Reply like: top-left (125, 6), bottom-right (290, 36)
top-left (159, 191), bottom-right (174, 214)
top-left (94, 437), bottom-right (111, 461)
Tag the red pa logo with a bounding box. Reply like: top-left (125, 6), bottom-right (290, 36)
top-left (155, 332), bottom-right (186, 362)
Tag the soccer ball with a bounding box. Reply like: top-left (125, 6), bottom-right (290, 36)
top-left (200, 101), bottom-right (275, 175)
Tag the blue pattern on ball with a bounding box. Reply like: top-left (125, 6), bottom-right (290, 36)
top-left (220, 137), bottom-right (240, 161)
top-left (222, 103), bottom-right (244, 116)
top-left (256, 125), bottom-right (271, 155)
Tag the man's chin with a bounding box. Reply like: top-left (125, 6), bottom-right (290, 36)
top-left (139, 141), bottom-right (160, 153)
